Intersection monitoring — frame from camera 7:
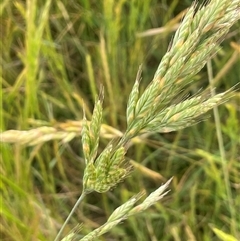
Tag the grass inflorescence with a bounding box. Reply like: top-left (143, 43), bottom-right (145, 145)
top-left (1, 0), bottom-right (240, 240)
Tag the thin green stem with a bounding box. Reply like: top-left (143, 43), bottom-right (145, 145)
top-left (54, 192), bottom-right (87, 241)
top-left (207, 60), bottom-right (236, 237)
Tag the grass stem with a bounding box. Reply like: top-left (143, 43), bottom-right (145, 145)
top-left (207, 60), bottom-right (237, 237)
top-left (54, 192), bottom-right (87, 241)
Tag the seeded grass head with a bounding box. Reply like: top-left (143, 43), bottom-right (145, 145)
top-left (81, 88), bottom-right (132, 194)
top-left (124, 0), bottom-right (240, 140)
top-left (81, 0), bottom-right (240, 196)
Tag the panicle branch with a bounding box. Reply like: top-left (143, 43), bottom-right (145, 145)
top-left (125, 0), bottom-right (239, 139)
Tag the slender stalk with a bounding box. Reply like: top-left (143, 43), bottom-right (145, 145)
top-left (54, 192), bottom-right (87, 241)
top-left (207, 60), bottom-right (237, 237)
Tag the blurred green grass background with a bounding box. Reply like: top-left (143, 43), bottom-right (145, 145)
top-left (1, 0), bottom-right (240, 240)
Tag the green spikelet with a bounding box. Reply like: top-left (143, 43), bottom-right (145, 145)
top-left (81, 111), bottom-right (91, 164)
top-left (82, 89), bottom-right (103, 164)
top-left (171, 5), bottom-right (195, 48)
top-left (108, 147), bottom-right (126, 172)
top-left (89, 89), bottom-right (104, 161)
top-left (95, 144), bottom-right (112, 182)
top-left (94, 180), bottom-right (112, 193)
top-left (126, 66), bottom-right (141, 126)
top-left (83, 162), bottom-right (97, 193)
top-left (106, 169), bottom-right (127, 185)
